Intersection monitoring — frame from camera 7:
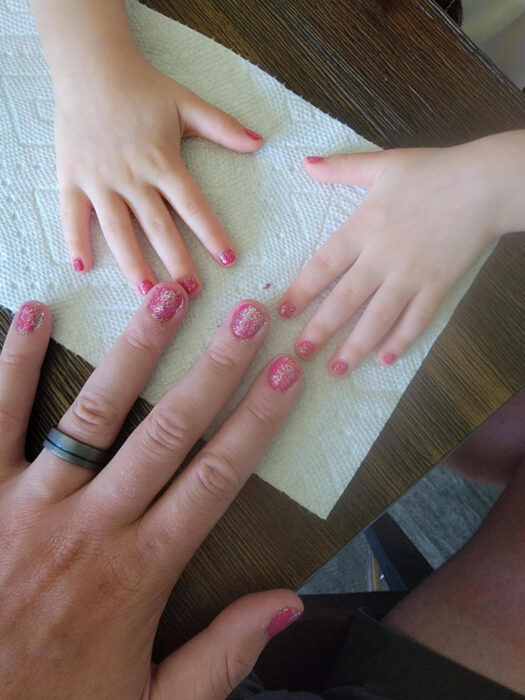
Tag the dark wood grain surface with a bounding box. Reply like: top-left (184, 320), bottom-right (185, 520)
top-left (1, 0), bottom-right (524, 658)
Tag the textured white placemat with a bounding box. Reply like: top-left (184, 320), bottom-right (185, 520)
top-left (0, 0), bottom-right (491, 518)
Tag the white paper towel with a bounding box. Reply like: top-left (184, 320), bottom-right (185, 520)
top-left (0, 0), bottom-right (491, 518)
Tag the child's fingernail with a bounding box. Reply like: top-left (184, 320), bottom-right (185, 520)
top-left (331, 360), bottom-right (349, 377)
top-left (137, 279), bottom-right (154, 296)
top-left (268, 355), bottom-right (301, 392)
top-left (148, 286), bottom-right (186, 321)
top-left (231, 303), bottom-right (266, 339)
top-left (245, 128), bottom-right (263, 141)
top-left (295, 340), bottom-right (316, 359)
top-left (72, 257), bottom-right (84, 272)
top-left (266, 608), bottom-right (303, 640)
top-left (381, 352), bottom-right (397, 366)
top-left (306, 156), bottom-right (324, 163)
top-left (17, 303), bottom-right (45, 335)
top-left (218, 249), bottom-right (237, 267)
top-left (278, 301), bottom-right (296, 318)
top-left (180, 277), bottom-right (199, 295)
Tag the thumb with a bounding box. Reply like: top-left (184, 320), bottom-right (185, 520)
top-left (303, 149), bottom-right (388, 188)
top-left (150, 590), bottom-right (303, 700)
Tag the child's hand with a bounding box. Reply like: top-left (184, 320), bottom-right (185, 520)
top-left (279, 142), bottom-right (504, 375)
top-left (55, 55), bottom-right (263, 295)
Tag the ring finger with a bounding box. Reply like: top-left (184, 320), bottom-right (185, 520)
top-left (25, 282), bottom-right (188, 500)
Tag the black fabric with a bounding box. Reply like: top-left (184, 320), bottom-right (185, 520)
top-left (230, 608), bottom-right (524, 700)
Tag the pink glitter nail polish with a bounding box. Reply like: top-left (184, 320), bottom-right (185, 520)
top-left (306, 156), bottom-right (324, 163)
top-left (72, 257), bottom-right (84, 272)
top-left (245, 128), bottom-right (263, 141)
top-left (381, 352), bottom-right (397, 366)
top-left (17, 303), bottom-right (44, 335)
top-left (137, 279), bottom-right (154, 296)
top-left (218, 249), bottom-right (237, 266)
top-left (278, 301), bottom-right (296, 318)
top-left (331, 360), bottom-right (349, 376)
top-left (180, 277), bottom-right (199, 295)
top-left (148, 286), bottom-right (185, 321)
top-left (266, 608), bottom-right (303, 640)
top-left (268, 356), bottom-right (301, 392)
top-left (296, 340), bottom-right (316, 359)
top-left (231, 303), bottom-right (265, 339)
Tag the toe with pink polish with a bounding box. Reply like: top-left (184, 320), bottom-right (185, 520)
top-left (268, 355), bottom-right (301, 392)
top-left (231, 303), bottom-right (266, 339)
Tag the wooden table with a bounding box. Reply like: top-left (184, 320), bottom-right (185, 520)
top-left (1, 0), bottom-right (524, 660)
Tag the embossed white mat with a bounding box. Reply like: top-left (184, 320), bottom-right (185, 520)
top-left (0, 0), bottom-right (491, 517)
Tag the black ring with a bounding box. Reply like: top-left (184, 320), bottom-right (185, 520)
top-left (43, 428), bottom-right (108, 472)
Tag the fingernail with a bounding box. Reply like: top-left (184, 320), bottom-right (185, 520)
top-left (278, 301), bottom-right (296, 318)
top-left (148, 286), bottom-right (186, 321)
top-left (331, 360), bottom-right (349, 377)
top-left (137, 279), bottom-right (154, 296)
top-left (245, 128), bottom-right (263, 141)
top-left (306, 156), bottom-right (323, 163)
top-left (180, 277), bottom-right (199, 295)
top-left (231, 303), bottom-right (266, 339)
top-left (218, 249), bottom-right (236, 267)
top-left (268, 355), bottom-right (301, 392)
top-left (72, 257), bottom-right (84, 272)
top-left (266, 607), bottom-right (303, 640)
top-left (17, 303), bottom-right (44, 335)
top-left (381, 352), bottom-right (397, 366)
top-left (295, 340), bottom-right (316, 360)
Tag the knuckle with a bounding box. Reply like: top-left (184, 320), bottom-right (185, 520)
top-left (0, 406), bottom-right (21, 437)
top-left (182, 195), bottom-right (205, 218)
top-left (192, 450), bottom-right (241, 504)
top-left (244, 396), bottom-right (277, 429)
top-left (205, 344), bottom-right (238, 374)
top-left (224, 652), bottom-right (253, 692)
top-left (217, 110), bottom-right (237, 134)
top-left (69, 390), bottom-right (119, 439)
top-left (102, 217), bottom-right (127, 239)
top-left (122, 327), bottom-right (156, 357)
top-left (144, 215), bottom-right (168, 238)
top-left (0, 350), bottom-right (30, 370)
top-left (143, 405), bottom-right (194, 458)
top-left (312, 250), bottom-right (337, 276)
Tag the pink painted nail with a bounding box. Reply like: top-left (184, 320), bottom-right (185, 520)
top-left (306, 156), bottom-right (324, 163)
top-left (245, 128), bottom-right (263, 141)
top-left (381, 352), bottom-right (397, 366)
top-left (278, 301), bottom-right (296, 318)
top-left (266, 607), bottom-right (303, 640)
top-left (231, 303), bottom-right (266, 339)
top-left (331, 360), bottom-right (349, 376)
top-left (137, 279), bottom-right (154, 296)
top-left (268, 355), bottom-right (301, 392)
top-left (180, 277), bottom-right (199, 295)
top-left (17, 303), bottom-right (44, 335)
top-left (72, 257), bottom-right (84, 272)
top-left (218, 249), bottom-right (237, 267)
top-left (148, 286), bottom-right (186, 321)
top-left (296, 340), bottom-right (316, 359)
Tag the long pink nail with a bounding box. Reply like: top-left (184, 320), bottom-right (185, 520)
top-left (218, 249), bottom-right (236, 267)
top-left (306, 156), bottom-right (323, 163)
top-left (231, 303), bottom-right (266, 339)
top-left (268, 356), bottom-right (301, 392)
top-left (137, 279), bottom-right (154, 296)
top-left (266, 608), bottom-right (303, 640)
top-left (381, 352), bottom-right (397, 366)
top-left (17, 303), bottom-right (44, 335)
top-left (245, 128), bottom-right (263, 141)
top-left (180, 277), bottom-right (199, 295)
top-left (148, 286), bottom-right (186, 321)
top-left (295, 340), bottom-right (316, 359)
top-left (331, 360), bottom-right (349, 377)
top-left (278, 301), bottom-right (296, 318)
top-left (72, 257), bottom-right (84, 272)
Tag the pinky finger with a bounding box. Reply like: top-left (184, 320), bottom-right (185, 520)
top-left (60, 187), bottom-right (93, 273)
top-left (376, 290), bottom-right (444, 366)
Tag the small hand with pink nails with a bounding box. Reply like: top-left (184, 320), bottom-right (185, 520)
top-left (277, 134), bottom-right (524, 376)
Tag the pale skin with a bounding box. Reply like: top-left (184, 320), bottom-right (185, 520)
top-left (29, 0), bottom-right (264, 295)
top-left (280, 130), bottom-right (525, 375)
top-left (0, 289), bottom-right (303, 699)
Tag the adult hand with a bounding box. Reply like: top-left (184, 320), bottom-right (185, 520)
top-left (0, 288), bottom-right (302, 698)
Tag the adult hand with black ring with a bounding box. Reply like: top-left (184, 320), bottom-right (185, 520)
top-left (0, 286), bottom-right (303, 699)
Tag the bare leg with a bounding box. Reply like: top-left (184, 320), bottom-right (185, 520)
top-left (442, 386), bottom-right (525, 486)
top-left (385, 458), bottom-right (525, 694)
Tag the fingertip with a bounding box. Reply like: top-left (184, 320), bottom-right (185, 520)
top-left (295, 340), bottom-right (316, 360)
top-left (229, 299), bottom-right (269, 340)
top-left (329, 359), bottom-right (349, 378)
top-left (217, 248), bottom-right (237, 267)
top-left (377, 351), bottom-right (397, 366)
top-left (15, 300), bottom-right (51, 336)
top-left (178, 276), bottom-right (201, 297)
top-left (267, 354), bottom-right (303, 393)
top-left (278, 300), bottom-right (296, 319)
top-left (144, 281), bottom-right (189, 322)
